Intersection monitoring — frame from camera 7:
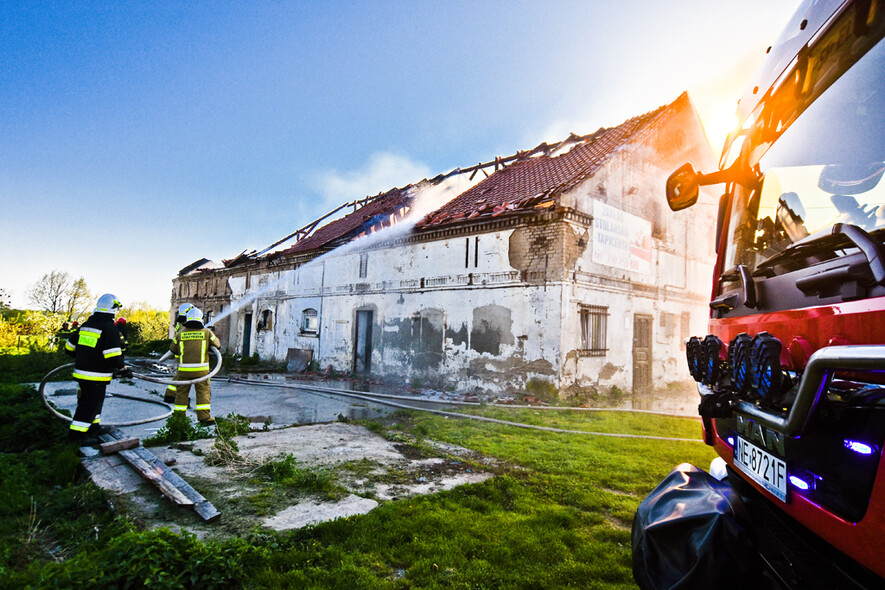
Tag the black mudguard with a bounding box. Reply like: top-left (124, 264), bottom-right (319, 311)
top-left (632, 463), bottom-right (763, 589)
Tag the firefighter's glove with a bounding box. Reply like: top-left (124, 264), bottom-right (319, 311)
top-left (114, 367), bottom-right (134, 379)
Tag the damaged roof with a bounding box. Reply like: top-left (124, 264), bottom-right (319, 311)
top-left (274, 185), bottom-right (416, 257)
top-left (415, 92), bottom-right (691, 229)
top-left (216, 92), bottom-right (695, 270)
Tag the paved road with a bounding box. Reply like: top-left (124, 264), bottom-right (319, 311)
top-left (42, 375), bottom-right (392, 440)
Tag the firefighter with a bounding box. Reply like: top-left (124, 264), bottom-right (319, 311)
top-left (169, 306), bottom-right (220, 424)
top-left (164, 302), bottom-right (194, 404)
top-left (115, 317), bottom-right (129, 353)
top-left (64, 293), bottom-right (131, 442)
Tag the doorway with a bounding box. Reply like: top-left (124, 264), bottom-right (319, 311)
top-left (353, 310), bottom-right (373, 373)
top-left (632, 314), bottom-right (653, 395)
top-left (243, 313), bottom-right (252, 357)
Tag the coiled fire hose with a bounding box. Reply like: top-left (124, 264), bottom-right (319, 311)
top-left (40, 347), bottom-right (223, 427)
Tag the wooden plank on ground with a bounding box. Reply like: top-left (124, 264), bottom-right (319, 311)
top-left (99, 437), bottom-right (140, 454)
top-left (119, 449), bottom-right (194, 506)
top-left (99, 428), bottom-right (221, 522)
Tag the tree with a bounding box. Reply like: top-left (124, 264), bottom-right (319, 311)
top-left (63, 277), bottom-right (92, 321)
top-left (27, 271), bottom-right (91, 320)
top-left (0, 288), bottom-right (10, 310)
top-left (119, 302), bottom-right (170, 343)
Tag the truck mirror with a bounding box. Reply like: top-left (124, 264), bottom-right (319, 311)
top-left (666, 163), bottom-right (700, 211)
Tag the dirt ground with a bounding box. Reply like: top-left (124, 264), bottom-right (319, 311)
top-left (81, 421), bottom-right (496, 538)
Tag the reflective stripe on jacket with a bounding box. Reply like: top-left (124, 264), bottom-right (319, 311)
top-left (170, 327), bottom-right (220, 371)
top-left (65, 312), bottom-right (125, 380)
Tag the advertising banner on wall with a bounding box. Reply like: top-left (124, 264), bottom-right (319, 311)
top-left (592, 199), bottom-right (652, 274)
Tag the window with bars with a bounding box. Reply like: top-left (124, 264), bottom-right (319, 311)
top-left (579, 304), bottom-right (608, 356)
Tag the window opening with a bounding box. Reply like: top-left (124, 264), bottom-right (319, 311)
top-left (579, 304), bottom-right (608, 356)
top-left (359, 252), bottom-right (368, 278)
top-left (259, 309), bottom-right (273, 331)
top-left (302, 308), bottom-right (318, 334)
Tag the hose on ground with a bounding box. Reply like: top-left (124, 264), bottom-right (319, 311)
top-left (131, 347), bottom-right (223, 386)
top-left (39, 363), bottom-right (173, 426)
top-left (222, 376), bottom-right (703, 443)
top-left (40, 348), bottom-right (222, 426)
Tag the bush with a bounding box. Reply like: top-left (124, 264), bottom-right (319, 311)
top-left (0, 349), bottom-right (70, 384)
top-left (0, 383), bottom-right (125, 579)
top-left (143, 412), bottom-right (214, 446)
top-left (0, 384), bottom-right (70, 452)
top-left (23, 528), bottom-right (263, 589)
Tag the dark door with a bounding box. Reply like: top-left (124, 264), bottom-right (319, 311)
top-left (354, 310), bottom-right (373, 373)
top-left (632, 315), bottom-right (653, 395)
top-left (243, 313), bottom-right (252, 357)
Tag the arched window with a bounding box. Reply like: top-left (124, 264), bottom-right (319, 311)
top-left (301, 308), bottom-right (318, 334)
top-left (258, 309), bottom-right (274, 331)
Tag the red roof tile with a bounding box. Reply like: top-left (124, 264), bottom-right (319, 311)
top-left (417, 93), bottom-right (688, 229)
top-left (276, 185), bottom-right (415, 256)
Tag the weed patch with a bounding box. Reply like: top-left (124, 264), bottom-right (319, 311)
top-left (144, 412), bottom-right (214, 446)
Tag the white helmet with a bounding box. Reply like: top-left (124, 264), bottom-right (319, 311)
top-left (176, 302), bottom-right (194, 324)
top-left (95, 293), bottom-right (122, 314)
top-left (185, 307), bottom-right (204, 326)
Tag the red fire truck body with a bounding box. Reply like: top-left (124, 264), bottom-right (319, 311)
top-left (656, 0), bottom-right (885, 586)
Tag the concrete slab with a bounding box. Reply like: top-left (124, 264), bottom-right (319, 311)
top-left (263, 494), bottom-right (379, 530)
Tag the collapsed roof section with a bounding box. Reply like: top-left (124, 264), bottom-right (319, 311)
top-left (178, 258), bottom-right (223, 277)
top-left (415, 92), bottom-right (692, 229)
top-left (213, 92), bottom-right (696, 270)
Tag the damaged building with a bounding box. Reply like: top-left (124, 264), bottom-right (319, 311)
top-left (172, 92), bottom-right (716, 399)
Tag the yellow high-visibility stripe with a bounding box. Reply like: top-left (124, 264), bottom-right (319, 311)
top-left (65, 341), bottom-right (76, 351)
top-left (195, 404), bottom-right (211, 410)
top-left (174, 405), bottom-right (187, 412)
top-left (103, 347), bottom-right (122, 358)
top-left (70, 421), bottom-right (91, 432)
top-left (73, 370), bottom-right (112, 382)
top-left (166, 385), bottom-right (177, 392)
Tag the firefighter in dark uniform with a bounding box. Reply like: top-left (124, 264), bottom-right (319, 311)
top-left (169, 307), bottom-right (220, 424)
top-left (115, 317), bottom-right (129, 353)
top-left (64, 293), bottom-right (131, 442)
top-left (164, 302), bottom-right (194, 404)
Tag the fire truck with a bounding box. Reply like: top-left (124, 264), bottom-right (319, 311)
top-left (632, 1), bottom-right (885, 588)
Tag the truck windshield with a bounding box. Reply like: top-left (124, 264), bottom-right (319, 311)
top-left (722, 36), bottom-right (885, 275)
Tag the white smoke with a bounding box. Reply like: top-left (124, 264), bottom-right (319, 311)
top-left (314, 151), bottom-right (433, 208)
top-left (208, 168), bottom-right (478, 327)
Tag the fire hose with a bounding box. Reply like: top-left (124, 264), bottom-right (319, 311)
top-left (40, 347), bottom-right (223, 427)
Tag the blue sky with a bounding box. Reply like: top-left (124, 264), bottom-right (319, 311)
top-left (1, 1), bottom-right (799, 310)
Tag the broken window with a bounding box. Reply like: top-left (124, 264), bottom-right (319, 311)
top-left (258, 309), bottom-right (273, 331)
top-left (359, 252), bottom-right (368, 278)
top-left (301, 308), bottom-right (318, 334)
top-left (579, 304), bottom-right (608, 356)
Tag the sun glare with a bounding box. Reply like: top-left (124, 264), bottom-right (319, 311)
top-left (699, 101), bottom-right (740, 155)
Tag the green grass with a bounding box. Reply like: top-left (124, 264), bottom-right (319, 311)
top-left (442, 405), bottom-right (704, 439)
top-left (0, 348), bottom-right (70, 383)
top-left (3, 351), bottom-right (718, 588)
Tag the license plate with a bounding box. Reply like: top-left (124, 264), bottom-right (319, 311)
top-left (733, 436), bottom-right (788, 502)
